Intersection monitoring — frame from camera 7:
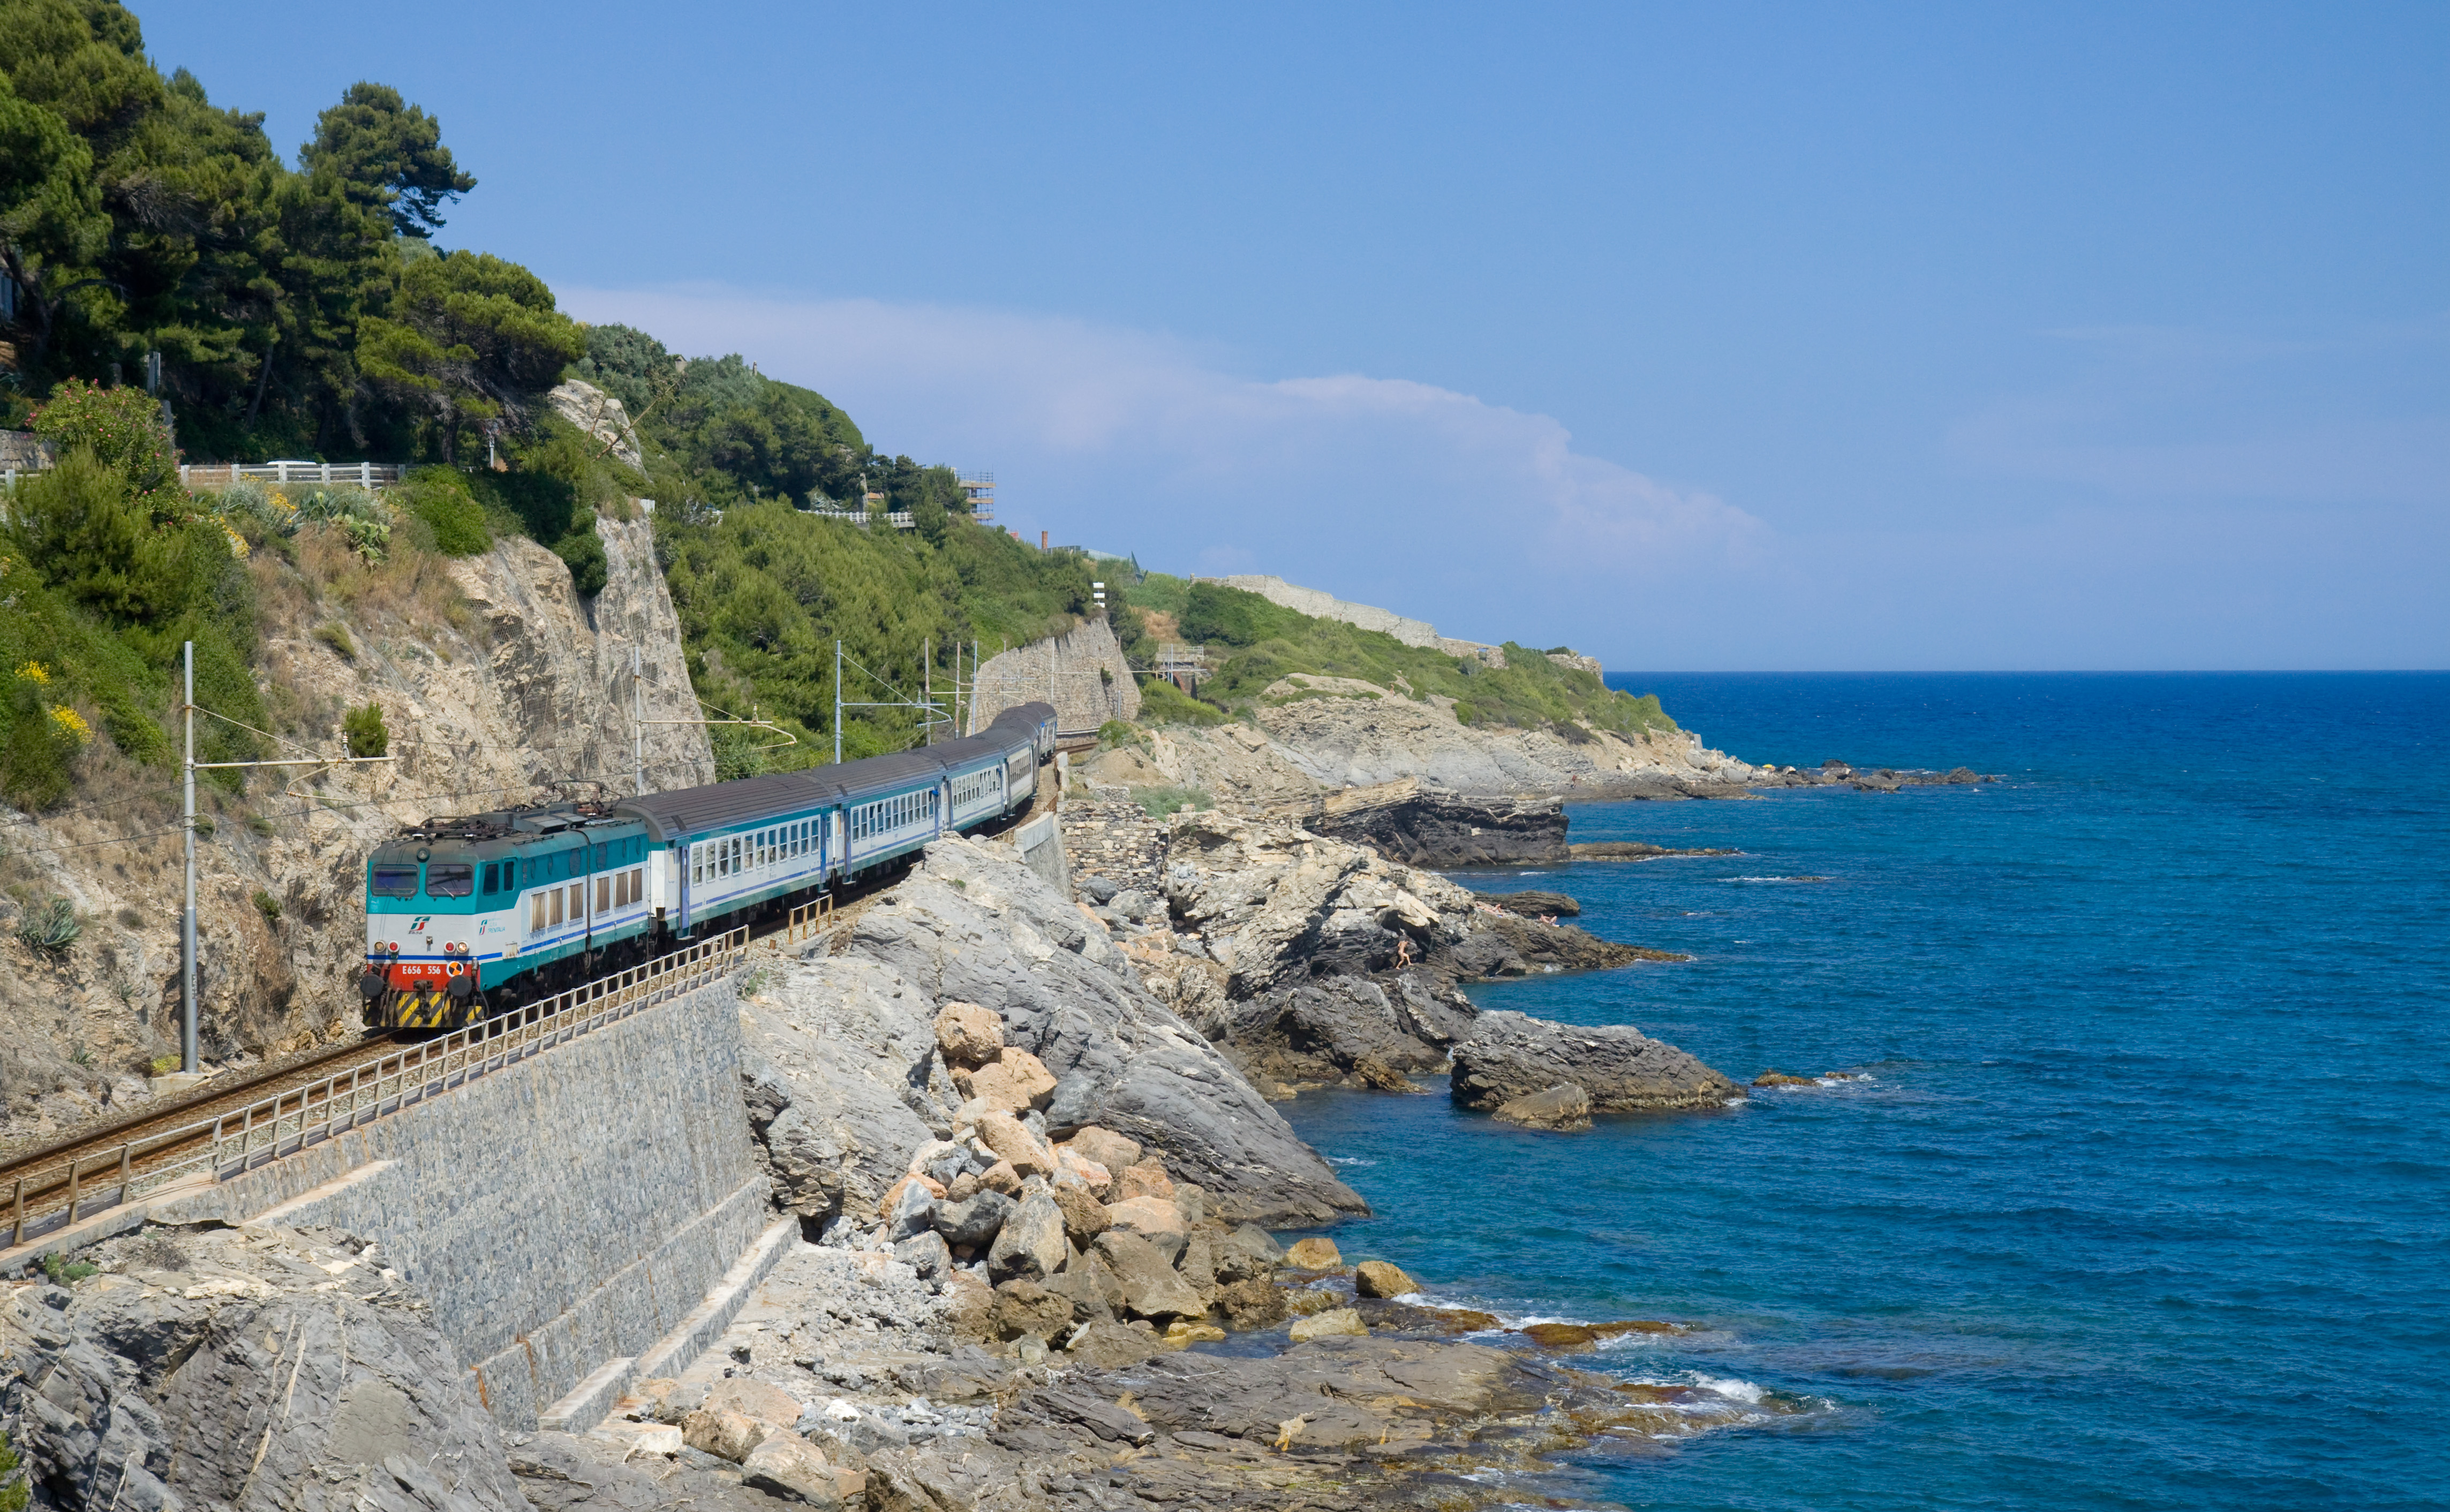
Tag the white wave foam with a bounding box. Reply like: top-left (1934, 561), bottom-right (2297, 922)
top-left (1324, 1155), bottom-right (1377, 1167)
top-left (1690, 1374), bottom-right (1765, 1404)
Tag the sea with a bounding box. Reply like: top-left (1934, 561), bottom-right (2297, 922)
top-left (1272, 672), bottom-right (2448, 1511)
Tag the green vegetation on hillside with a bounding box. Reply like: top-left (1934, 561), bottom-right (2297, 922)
top-left (659, 503), bottom-right (1097, 769)
top-left (0, 385), bottom-right (260, 807)
top-left (1115, 574), bottom-right (1673, 737)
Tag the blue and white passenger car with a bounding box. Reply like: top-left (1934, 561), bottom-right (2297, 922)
top-left (361, 702), bottom-right (1057, 1026)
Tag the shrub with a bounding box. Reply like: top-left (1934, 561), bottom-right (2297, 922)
top-left (399, 470), bottom-right (491, 555)
top-left (29, 380), bottom-right (179, 506)
top-left (552, 510), bottom-right (608, 596)
top-left (313, 622), bottom-right (357, 660)
top-left (3, 449), bottom-right (163, 619)
top-left (293, 486), bottom-right (391, 562)
top-left (15, 898), bottom-right (79, 956)
top-left (0, 666), bottom-right (87, 809)
top-left (37, 1252), bottom-right (98, 1285)
top-left (343, 702), bottom-right (388, 758)
top-left (251, 889), bottom-right (281, 924)
top-left (1, 1422), bottom-right (31, 1512)
top-left (1134, 785), bottom-right (1211, 818)
top-left (1134, 677), bottom-right (1227, 727)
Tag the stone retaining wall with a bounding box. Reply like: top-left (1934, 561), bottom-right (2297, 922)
top-left (1061, 798), bottom-right (1170, 897)
top-left (967, 616), bottom-right (1137, 734)
top-left (156, 974), bottom-right (766, 1431)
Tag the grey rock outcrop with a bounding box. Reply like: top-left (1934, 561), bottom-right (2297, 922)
top-left (1135, 812), bottom-right (1662, 1093)
top-left (730, 827), bottom-right (1370, 1233)
top-left (1309, 777), bottom-right (1567, 866)
top-left (1493, 1083), bottom-right (1594, 1130)
top-left (1450, 1010), bottom-right (1741, 1114)
top-left (1474, 888), bottom-right (1582, 917)
top-left (0, 1224), bottom-right (524, 1512)
top-left (835, 834), bottom-right (1367, 1225)
top-left (546, 379), bottom-right (643, 471)
top-left (736, 955), bottom-right (955, 1225)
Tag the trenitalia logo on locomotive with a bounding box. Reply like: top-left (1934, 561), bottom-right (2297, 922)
top-left (356, 701), bottom-right (1058, 1031)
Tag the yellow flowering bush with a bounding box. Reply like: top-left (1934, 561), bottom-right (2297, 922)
top-left (48, 706), bottom-right (92, 745)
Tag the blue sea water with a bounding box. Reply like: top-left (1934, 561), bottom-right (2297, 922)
top-left (1273, 674), bottom-right (2450, 1511)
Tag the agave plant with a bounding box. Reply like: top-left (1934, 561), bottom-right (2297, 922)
top-left (16, 897), bottom-right (79, 956)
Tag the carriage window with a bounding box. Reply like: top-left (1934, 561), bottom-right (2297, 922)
top-left (630, 866), bottom-right (643, 902)
top-left (597, 876), bottom-right (610, 912)
top-left (372, 865), bottom-right (419, 897)
top-left (481, 863), bottom-right (500, 895)
top-left (551, 888), bottom-right (564, 926)
top-left (531, 893), bottom-right (547, 931)
top-left (427, 863), bottom-right (474, 898)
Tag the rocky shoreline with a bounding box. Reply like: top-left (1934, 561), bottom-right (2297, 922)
top-left (3, 823), bottom-right (1770, 1512)
top-left (1, 691), bottom-right (1984, 1510)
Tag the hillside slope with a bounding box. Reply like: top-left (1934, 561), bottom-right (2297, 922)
top-left (0, 515), bottom-right (707, 1143)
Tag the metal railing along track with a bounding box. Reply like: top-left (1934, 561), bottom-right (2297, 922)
top-left (2, 928), bottom-right (747, 1252)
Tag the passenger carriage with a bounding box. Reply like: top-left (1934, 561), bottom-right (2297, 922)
top-left (360, 702), bottom-right (1056, 1028)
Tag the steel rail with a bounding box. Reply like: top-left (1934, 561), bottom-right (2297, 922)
top-left (3, 927), bottom-right (747, 1252)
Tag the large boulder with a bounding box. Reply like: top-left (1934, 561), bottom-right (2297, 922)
top-left (954, 1047), bottom-right (1058, 1113)
top-left (933, 1001), bottom-right (1004, 1066)
top-left (971, 1110), bottom-right (1055, 1176)
top-left (987, 1279), bottom-right (1076, 1342)
top-left (741, 1433), bottom-right (864, 1509)
top-left (1354, 1260), bottom-right (1421, 1299)
top-left (1092, 1230), bottom-right (1209, 1321)
top-left (1289, 1307), bottom-right (1369, 1342)
top-left (1493, 1082), bottom-right (1593, 1130)
top-left (933, 1188), bottom-right (1015, 1249)
top-left (986, 1192), bottom-right (1069, 1283)
top-left (1450, 1011), bottom-right (1740, 1113)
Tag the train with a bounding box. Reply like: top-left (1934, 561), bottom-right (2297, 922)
top-left (360, 701), bottom-right (1058, 1028)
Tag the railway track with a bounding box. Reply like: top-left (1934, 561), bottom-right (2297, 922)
top-left (0, 804), bottom-right (1035, 1264)
top-left (0, 1031), bottom-right (408, 1252)
top-left (1, 926), bottom-right (753, 1259)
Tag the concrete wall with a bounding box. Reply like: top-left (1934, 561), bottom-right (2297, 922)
top-left (157, 976), bottom-right (768, 1431)
top-left (968, 615), bottom-right (1137, 734)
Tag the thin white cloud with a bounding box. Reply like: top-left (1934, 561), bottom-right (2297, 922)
top-left (557, 286), bottom-right (1770, 644)
top-left (559, 286), bottom-right (2448, 669)
top-left (1948, 319), bottom-right (2450, 506)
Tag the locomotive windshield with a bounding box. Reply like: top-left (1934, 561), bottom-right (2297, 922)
top-left (371, 864), bottom-right (419, 897)
top-left (426, 863), bottom-right (474, 897)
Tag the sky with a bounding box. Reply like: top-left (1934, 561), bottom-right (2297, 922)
top-left (138, 1), bottom-right (2447, 669)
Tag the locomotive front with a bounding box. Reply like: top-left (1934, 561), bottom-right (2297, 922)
top-left (363, 830), bottom-right (510, 1028)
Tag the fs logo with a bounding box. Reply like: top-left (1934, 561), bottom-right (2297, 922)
top-left (408, 916), bottom-right (431, 933)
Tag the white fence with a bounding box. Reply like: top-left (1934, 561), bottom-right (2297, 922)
top-left (178, 460), bottom-right (404, 489)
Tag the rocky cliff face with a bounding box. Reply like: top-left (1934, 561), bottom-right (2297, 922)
top-left (1, 1223), bottom-right (523, 1512)
top-left (1078, 687), bottom-right (1763, 810)
top-left (0, 518), bottom-right (710, 1143)
top-left (740, 831), bottom-right (1367, 1227)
